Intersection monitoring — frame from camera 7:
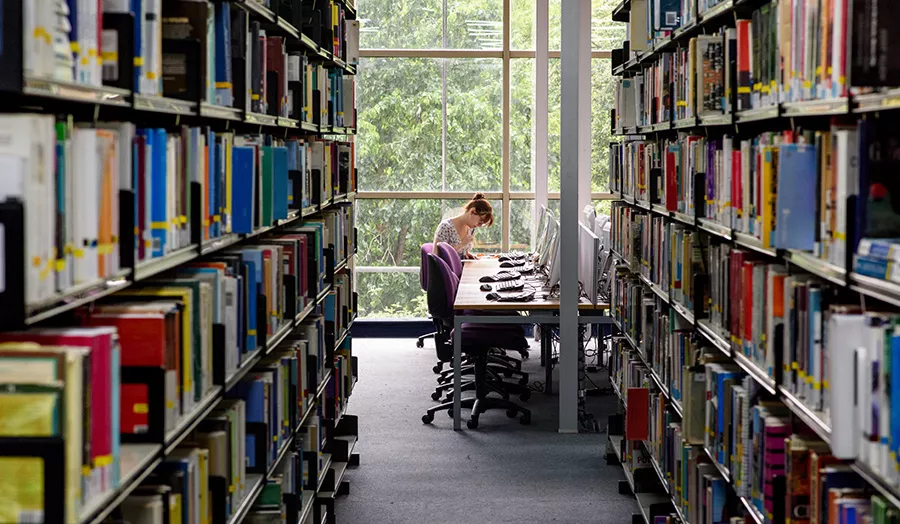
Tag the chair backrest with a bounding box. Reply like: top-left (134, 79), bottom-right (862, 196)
top-left (435, 241), bottom-right (463, 278)
top-left (427, 253), bottom-right (459, 361)
top-left (426, 253), bottom-right (458, 323)
top-left (419, 243), bottom-right (435, 291)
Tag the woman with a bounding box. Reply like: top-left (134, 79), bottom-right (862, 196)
top-left (433, 193), bottom-right (494, 258)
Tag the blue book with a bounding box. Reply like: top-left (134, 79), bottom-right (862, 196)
top-left (151, 128), bottom-right (168, 257)
top-left (775, 143), bottom-right (818, 250)
top-left (273, 146), bottom-right (288, 220)
top-left (858, 237), bottom-right (900, 260)
top-left (808, 285), bottom-right (821, 401)
top-left (233, 379), bottom-right (267, 469)
top-left (241, 260), bottom-right (257, 350)
top-left (232, 146), bottom-right (256, 233)
top-left (132, 135), bottom-right (141, 255)
top-left (324, 292), bottom-right (335, 323)
top-left (892, 332), bottom-right (900, 472)
top-left (131, 0), bottom-right (144, 91)
top-left (286, 140), bottom-right (298, 171)
top-left (853, 255), bottom-right (890, 280)
top-left (212, 139), bottom-right (222, 238)
top-left (710, 477), bottom-right (727, 523)
top-left (240, 249), bottom-right (264, 297)
top-left (205, 130), bottom-right (215, 239)
top-left (716, 371), bottom-right (741, 464)
top-left (214, 2), bottom-right (233, 106)
top-left (655, 0), bottom-right (681, 31)
top-left (157, 458), bottom-right (193, 524)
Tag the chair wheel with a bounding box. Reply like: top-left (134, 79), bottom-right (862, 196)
top-left (519, 390), bottom-right (531, 402)
top-left (447, 409), bottom-right (454, 418)
top-left (432, 364), bottom-right (442, 374)
top-left (467, 417), bottom-right (479, 429)
top-left (520, 413), bottom-right (531, 425)
top-left (506, 409), bottom-right (517, 418)
top-left (417, 339), bottom-right (425, 348)
top-left (422, 413), bottom-right (434, 424)
top-left (431, 391), bottom-right (442, 401)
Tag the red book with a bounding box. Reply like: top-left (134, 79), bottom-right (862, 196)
top-left (742, 261), bottom-right (755, 345)
top-left (121, 383), bottom-right (149, 435)
top-left (135, 133), bottom-right (146, 261)
top-left (625, 387), bottom-right (650, 441)
top-left (736, 20), bottom-right (752, 111)
top-left (87, 314), bottom-right (168, 367)
top-left (0, 327), bottom-right (118, 493)
top-left (666, 150), bottom-right (677, 211)
top-left (732, 149), bottom-right (742, 226)
top-left (260, 34), bottom-right (268, 113)
top-left (266, 37), bottom-right (285, 117)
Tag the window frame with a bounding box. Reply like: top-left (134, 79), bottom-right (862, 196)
top-left (356, 0), bottom-right (619, 314)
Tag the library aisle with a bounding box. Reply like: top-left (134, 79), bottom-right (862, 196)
top-left (334, 338), bottom-right (637, 524)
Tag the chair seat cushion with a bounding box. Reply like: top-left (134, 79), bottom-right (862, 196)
top-left (455, 323), bottom-right (528, 350)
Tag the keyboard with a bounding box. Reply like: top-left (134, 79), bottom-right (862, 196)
top-left (496, 278), bottom-right (525, 291)
top-left (498, 252), bottom-right (529, 262)
top-left (479, 270), bottom-right (522, 283)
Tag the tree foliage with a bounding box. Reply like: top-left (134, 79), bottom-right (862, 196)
top-left (355, 0), bottom-right (625, 318)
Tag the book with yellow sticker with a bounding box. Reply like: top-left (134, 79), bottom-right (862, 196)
top-left (0, 342), bottom-right (84, 524)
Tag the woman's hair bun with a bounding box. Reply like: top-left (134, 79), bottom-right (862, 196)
top-left (473, 192), bottom-right (486, 200)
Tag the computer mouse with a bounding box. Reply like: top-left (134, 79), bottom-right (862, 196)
top-left (486, 292), bottom-right (500, 301)
top-left (480, 284), bottom-right (492, 292)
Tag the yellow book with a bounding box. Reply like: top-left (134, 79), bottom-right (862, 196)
top-left (0, 343), bottom-right (85, 524)
top-left (197, 448), bottom-right (210, 524)
top-left (170, 493), bottom-right (182, 524)
top-left (761, 146), bottom-right (778, 248)
top-left (224, 134), bottom-right (233, 233)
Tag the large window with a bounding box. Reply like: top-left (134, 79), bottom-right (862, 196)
top-left (357, 0), bottom-right (622, 319)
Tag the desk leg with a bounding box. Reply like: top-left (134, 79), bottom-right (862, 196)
top-left (542, 325), bottom-right (553, 395)
top-left (453, 315), bottom-right (462, 431)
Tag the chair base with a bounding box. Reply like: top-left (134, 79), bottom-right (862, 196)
top-left (417, 331), bottom-right (436, 348)
top-left (422, 396), bottom-right (477, 424)
top-left (467, 396), bottom-right (532, 429)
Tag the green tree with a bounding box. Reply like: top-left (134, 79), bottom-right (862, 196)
top-left (355, 0), bottom-right (625, 318)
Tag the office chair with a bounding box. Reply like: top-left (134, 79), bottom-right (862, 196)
top-left (433, 241), bottom-right (530, 367)
top-left (421, 253), bottom-right (532, 428)
top-left (417, 243), bottom-right (438, 349)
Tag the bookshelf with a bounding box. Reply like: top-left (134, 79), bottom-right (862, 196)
top-left (608, 0), bottom-right (900, 522)
top-left (0, 0), bottom-right (361, 523)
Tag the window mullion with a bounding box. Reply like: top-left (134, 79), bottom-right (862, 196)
top-left (501, 0), bottom-right (511, 252)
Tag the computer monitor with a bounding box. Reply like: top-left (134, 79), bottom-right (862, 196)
top-left (547, 218), bottom-right (562, 289)
top-left (578, 222), bottom-right (600, 306)
top-left (538, 216), bottom-right (558, 269)
top-left (534, 205), bottom-right (549, 249)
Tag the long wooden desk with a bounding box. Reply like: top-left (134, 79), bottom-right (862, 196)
top-left (449, 258), bottom-right (610, 430)
top-left (455, 258), bottom-right (608, 310)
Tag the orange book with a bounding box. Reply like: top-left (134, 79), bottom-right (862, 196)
top-left (827, 489), bottom-right (867, 524)
top-left (97, 129), bottom-right (116, 278)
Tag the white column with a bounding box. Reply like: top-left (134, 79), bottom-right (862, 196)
top-left (559, 0), bottom-right (588, 433)
top-left (577, 0), bottom-right (591, 214)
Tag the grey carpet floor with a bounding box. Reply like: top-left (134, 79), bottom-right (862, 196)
top-left (332, 337), bottom-right (638, 524)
